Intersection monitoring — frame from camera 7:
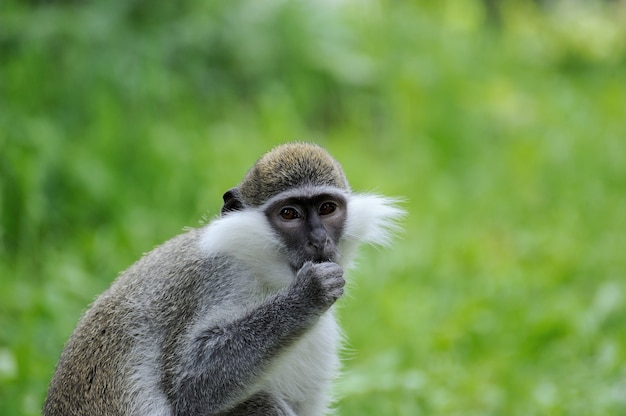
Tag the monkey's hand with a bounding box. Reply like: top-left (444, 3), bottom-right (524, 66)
top-left (293, 261), bottom-right (345, 313)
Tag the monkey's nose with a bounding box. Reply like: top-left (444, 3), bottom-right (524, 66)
top-left (308, 229), bottom-right (327, 251)
top-left (307, 238), bottom-right (332, 264)
top-left (307, 240), bottom-right (325, 253)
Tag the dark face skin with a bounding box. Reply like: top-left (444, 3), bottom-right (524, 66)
top-left (265, 192), bottom-right (347, 271)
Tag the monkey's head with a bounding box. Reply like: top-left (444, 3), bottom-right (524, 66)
top-left (223, 142), bottom-right (350, 210)
top-left (222, 142), bottom-right (351, 270)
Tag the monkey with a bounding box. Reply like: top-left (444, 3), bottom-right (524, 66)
top-left (43, 142), bottom-right (403, 416)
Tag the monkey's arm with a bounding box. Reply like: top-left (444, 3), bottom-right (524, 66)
top-left (169, 261), bottom-right (344, 416)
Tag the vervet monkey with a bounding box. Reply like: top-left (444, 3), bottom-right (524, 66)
top-left (43, 142), bottom-right (403, 416)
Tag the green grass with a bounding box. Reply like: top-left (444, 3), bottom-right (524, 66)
top-left (2, 1), bottom-right (626, 414)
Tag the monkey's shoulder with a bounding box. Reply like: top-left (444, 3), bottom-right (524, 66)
top-left (103, 224), bottom-right (276, 310)
top-left (116, 227), bottom-right (233, 282)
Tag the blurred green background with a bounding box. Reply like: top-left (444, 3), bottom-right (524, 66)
top-left (2, 0), bottom-right (626, 414)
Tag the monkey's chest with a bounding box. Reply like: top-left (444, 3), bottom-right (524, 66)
top-left (263, 312), bottom-right (341, 413)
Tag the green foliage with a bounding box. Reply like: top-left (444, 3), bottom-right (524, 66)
top-left (2, 0), bottom-right (626, 414)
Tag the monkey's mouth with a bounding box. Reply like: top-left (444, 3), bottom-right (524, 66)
top-left (291, 254), bottom-right (335, 273)
top-left (306, 246), bottom-right (335, 263)
top-left (305, 254), bottom-right (335, 266)
top-left (312, 255), bottom-right (333, 264)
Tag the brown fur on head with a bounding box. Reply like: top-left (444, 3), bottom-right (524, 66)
top-left (222, 143), bottom-right (349, 213)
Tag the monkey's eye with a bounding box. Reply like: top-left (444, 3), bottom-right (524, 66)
top-left (279, 207), bottom-right (301, 220)
top-left (319, 202), bottom-right (337, 216)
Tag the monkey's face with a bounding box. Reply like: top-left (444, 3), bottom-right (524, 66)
top-left (264, 189), bottom-right (347, 271)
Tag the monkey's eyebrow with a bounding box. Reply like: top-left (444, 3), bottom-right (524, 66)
top-left (263, 186), bottom-right (349, 205)
top-left (268, 197), bottom-right (305, 206)
top-left (272, 194), bottom-right (345, 208)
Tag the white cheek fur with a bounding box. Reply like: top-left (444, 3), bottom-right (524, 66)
top-left (200, 210), bottom-right (278, 262)
top-left (338, 193), bottom-right (405, 268)
top-left (200, 210), bottom-right (294, 287)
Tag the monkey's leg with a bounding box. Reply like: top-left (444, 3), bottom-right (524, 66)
top-left (219, 392), bottom-right (296, 416)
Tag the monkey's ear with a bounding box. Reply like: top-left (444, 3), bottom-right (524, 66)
top-left (221, 188), bottom-right (244, 215)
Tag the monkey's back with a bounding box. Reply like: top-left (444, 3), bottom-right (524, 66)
top-left (43, 228), bottom-right (233, 415)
